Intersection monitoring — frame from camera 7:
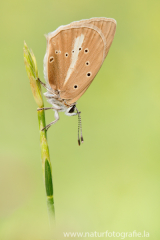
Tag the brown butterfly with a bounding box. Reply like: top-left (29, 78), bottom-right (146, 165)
top-left (37, 17), bottom-right (116, 145)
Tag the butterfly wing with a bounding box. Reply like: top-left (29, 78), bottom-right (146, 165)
top-left (44, 18), bottom-right (116, 104)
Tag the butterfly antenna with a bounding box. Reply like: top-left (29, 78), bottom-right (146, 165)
top-left (79, 112), bottom-right (84, 144)
top-left (76, 107), bottom-right (84, 146)
top-left (78, 113), bottom-right (81, 146)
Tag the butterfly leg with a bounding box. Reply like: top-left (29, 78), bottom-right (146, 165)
top-left (37, 103), bottom-right (62, 112)
top-left (41, 110), bottom-right (59, 131)
top-left (37, 78), bottom-right (59, 98)
top-left (37, 78), bottom-right (47, 88)
top-left (37, 107), bottom-right (55, 111)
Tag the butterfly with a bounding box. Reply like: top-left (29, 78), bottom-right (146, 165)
top-left (37, 17), bottom-right (116, 145)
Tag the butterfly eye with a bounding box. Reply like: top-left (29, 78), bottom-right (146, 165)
top-left (84, 48), bottom-right (89, 53)
top-left (72, 50), bottom-right (75, 53)
top-left (74, 85), bottom-right (78, 89)
top-left (49, 57), bottom-right (54, 63)
top-left (87, 72), bottom-right (91, 77)
top-left (65, 53), bottom-right (69, 57)
top-left (68, 105), bottom-right (76, 113)
top-left (79, 47), bottom-right (82, 51)
top-left (85, 61), bottom-right (90, 66)
top-left (55, 50), bottom-right (58, 54)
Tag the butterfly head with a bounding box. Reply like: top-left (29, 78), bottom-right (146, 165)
top-left (68, 104), bottom-right (76, 114)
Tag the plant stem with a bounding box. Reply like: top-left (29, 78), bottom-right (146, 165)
top-left (37, 109), bottom-right (55, 227)
top-left (23, 42), bottom-right (55, 235)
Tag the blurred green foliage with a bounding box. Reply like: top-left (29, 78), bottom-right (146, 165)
top-left (0, 0), bottom-right (160, 239)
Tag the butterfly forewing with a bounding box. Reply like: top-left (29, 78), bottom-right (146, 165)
top-left (44, 18), bottom-right (116, 103)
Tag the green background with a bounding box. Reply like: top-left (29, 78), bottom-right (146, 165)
top-left (0, 0), bottom-right (160, 239)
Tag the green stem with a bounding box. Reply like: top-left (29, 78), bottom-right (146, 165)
top-left (23, 42), bottom-right (55, 236)
top-left (37, 109), bottom-right (55, 227)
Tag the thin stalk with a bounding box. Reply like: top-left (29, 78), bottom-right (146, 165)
top-left (23, 42), bottom-right (55, 233)
top-left (37, 109), bottom-right (55, 226)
